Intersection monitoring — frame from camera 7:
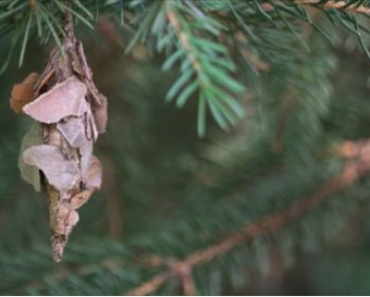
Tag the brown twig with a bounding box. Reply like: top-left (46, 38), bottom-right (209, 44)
top-left (165, 2), bottom-right (202, 74)
top-left (126, 272), bottom-right (170, 296)
top-left (63, 0), bottom-right (74, 41)
top-left (294, 0), bottom-right (370, 14)
top-left (124, 140), bottom-right (370, 296)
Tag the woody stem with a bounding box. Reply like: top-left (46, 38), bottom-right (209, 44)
top-left (63, 0), bottom-right (74, 41)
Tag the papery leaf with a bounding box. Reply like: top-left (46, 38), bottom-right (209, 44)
top-left (23, 76), bottom-right (88, 124)
top-left (69, 190), bottom-right (93, 210)
top-left (51, 203), bottom-right (79, 263)
top-left (23, 144), bottom-right (79, 192)
top-left (18, 122), bottom-right (43, 191)
top-left (12, 27), bottom-right (108, 263)
top-left (57, 116), bottom-right (87, 148)
top-left (51, 203), bottom-right (79, 235)
top-left (80, 140), bottom-right (93, 184)
top-left (91, 94), bottom-right (108, 134)
top-left (86, 155), bottom-right (102, 190)
top-left (66, 157), bottom-right (101, 211)
top-left (86, 108), bottom-right (99, 141)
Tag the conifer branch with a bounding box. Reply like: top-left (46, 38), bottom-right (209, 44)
top-left (272, 8), bottom-right (320, 154)
top-left (125, 139), bottom-right (370, 296)
top-left (165, 5), bottom-right (202, 79)
top-left (294, 0), bottom-right (370, 14)
top-left (161, 1), bottom-right (245, 136)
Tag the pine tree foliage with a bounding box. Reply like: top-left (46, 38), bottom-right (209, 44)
top-left (1, 0), bottom-right (370, 295)
top-left (1, 0), bottom-right (370, 134)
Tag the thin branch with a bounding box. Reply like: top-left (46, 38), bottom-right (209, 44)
top-left (124, 139), bottom-right (370, 296)
top-left (63, 0), bottom-right (74, 41)
top-left (125, 272), bottom-right (170, 296)
top-left (294, 0), bottom-right (370, 14)
top-left (165, 3), bottom-right (202, 76)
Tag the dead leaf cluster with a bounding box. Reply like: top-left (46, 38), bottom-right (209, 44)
top-left (12, 37), bottom-right (107, 262)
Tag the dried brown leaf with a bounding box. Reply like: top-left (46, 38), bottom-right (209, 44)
top-left (67, 156), bottom-right (101, 210)
top-left (92, 94), bottom-right (108, 134)
top-left (23, 145), bottom-right (79, 192)
top-left (23, 76), bottom-right (88, 124)
top-left (57, 116), bottom-right (87, 148)
top-left (75, 40), bottom-right (108, 134)
top-left (80, 140), bottom-right (93, 183)
top-left (51, 203), bottom-right (79, 235)
top-left (18, 122), bottom-right (43, 191)
top-left (86, 108), bottom-right (98, 141)
top-left (10, 72), bottom-right (39, 113)
top-left (50, 203), bottom-right (79, 263)
top-left (16, 35), bottom-right (108, 263)
top-left (69, 189), bottom-right (93, 210)
top-left (86, 155), bottom-right (102, 190)
top-left (51, 234), bottom-right (68, 263)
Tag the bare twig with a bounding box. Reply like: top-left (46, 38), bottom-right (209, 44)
top-left (126, 272), bottom-right (170, 296)
top-left (124, 140), bottom-right (370, 295)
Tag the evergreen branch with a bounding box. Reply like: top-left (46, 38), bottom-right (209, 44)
top-left (125, 139), bottom-right (370, 296)
top-left (163, 1), bottom-right (245, 136)
top-left (271, 8), bottom-right (322, 155)
top-left (165, 8), bottom-right (201, 84)
top-left (292, 0), bottom-right (370, 58)
top-left (294, 0), bottom-right (370, 14)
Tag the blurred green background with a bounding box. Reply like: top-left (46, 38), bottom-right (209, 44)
top-left (2, 14), bottom-right (370, 295)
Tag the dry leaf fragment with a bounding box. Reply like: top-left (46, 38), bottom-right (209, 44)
top-left (51, 206), bottom-right (79, 263)
top-left (23, 77), bottom-right (88, 124)
top-left (57, 116), bottom-right (87, 148)
top-left (69, 189), bottom-right (93, 210)
top-left (23, 145), bottom-right (79, 192)
top-left (68, 156), bottom-right (102, 210)
top-left (64, 209), bottom-right (79, 234)
top-left (75, 40), bottom-right (108, 134)
top-left (35, 49), bottom-right (57, 96)
top-left (86, 108), bottom-right (98, 141)
top-left (48, 185), bottom-right (80, 263)
top-left (79, 140), bottom-right (93, 183)
top-left (18, 122), bottom-right (43, 191)
top-left (92, 94), bottom-right (108, 134)
top-left (15, 32), bottom-right (108, 263)
top-left (51, 203), bottom-right (79, 235)
top-left (86, 155), bottom-right (102, 190)
top-left (10, 72), bottom-right (39, 113)
top-left (51, 234), bottom-right (68, 263)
